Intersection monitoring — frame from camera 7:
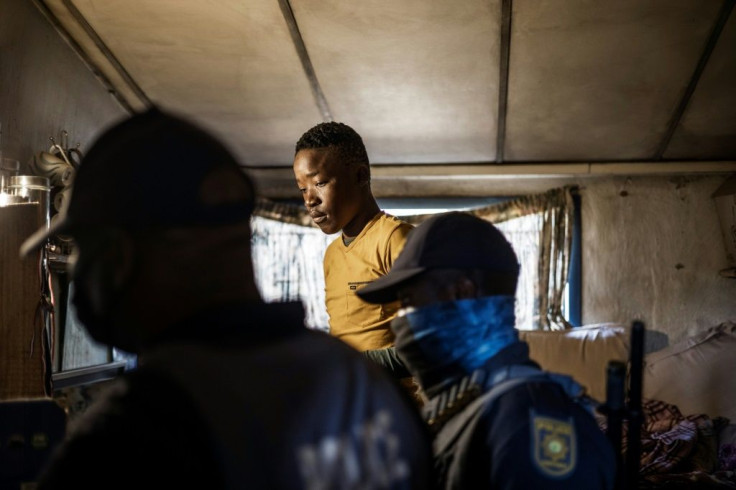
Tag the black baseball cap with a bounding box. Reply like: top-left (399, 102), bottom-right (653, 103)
top-left (21, 107), bottom-right (255, 256)
top-left (357, 212), bottom-right (520, 304)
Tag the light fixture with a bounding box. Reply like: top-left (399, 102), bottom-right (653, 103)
top-left (0, 156), bottom-right (20, 208)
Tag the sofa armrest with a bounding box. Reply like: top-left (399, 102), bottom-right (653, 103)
top-left (519, 323), bottom-right (630, 402)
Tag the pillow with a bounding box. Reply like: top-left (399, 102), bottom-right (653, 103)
top-left (519, 323), bottom-right (630, 402)
top-left (643, 322), bottom-right (736, 422)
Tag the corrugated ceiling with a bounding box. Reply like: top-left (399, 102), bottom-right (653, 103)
top-left (34, 0), bottom-right (736, 174)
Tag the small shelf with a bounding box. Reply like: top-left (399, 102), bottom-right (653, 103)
top-left (52, 361), bottom-right (127, 390)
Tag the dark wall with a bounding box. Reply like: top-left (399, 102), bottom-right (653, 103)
top-left (0, 0), bottom-right (127, 374)
top-left (0, 0), bottom-right (126, 171)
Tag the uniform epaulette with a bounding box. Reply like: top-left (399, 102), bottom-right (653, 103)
top-left (424, 370), bottom-right (485, 432)
top-left (424, 364), bottom-right (562, 433)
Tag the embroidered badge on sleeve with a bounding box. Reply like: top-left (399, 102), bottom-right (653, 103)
top-left (530, 412), bottom-right (577, 478)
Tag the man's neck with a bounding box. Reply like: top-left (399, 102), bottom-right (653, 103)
top-left (342, 234), bottom-right (357, 246)
top-left (341, 197), bottom-right (381, 239)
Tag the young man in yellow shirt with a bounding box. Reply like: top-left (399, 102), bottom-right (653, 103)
top-left (293, 122), bottom-right (417, 390)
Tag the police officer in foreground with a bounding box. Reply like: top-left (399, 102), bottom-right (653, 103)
top-left (357, 212), bottom-right (616, 489)
top-left (21, 108), bottom-right (432, 489)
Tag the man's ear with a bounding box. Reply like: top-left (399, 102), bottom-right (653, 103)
top-left (454, 276), bottom-right (478, 300)
top-left (356, 164), bottom-right (370, 187)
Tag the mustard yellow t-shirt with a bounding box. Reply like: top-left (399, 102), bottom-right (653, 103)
top-left (323, 212), bottom-right (413, 351)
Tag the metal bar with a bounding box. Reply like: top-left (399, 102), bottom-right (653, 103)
top-left (246, 160), bottom-right (736, 177)
top-left (495, 0), bottom-right (513, 163)
top-left (568, 189), bottom-right (582, 326)
top-left (625, 321), bottom-right (645, 489)
top-left (654, 0), bottom-right (735, 160)
top-left (278, 0), bottom-right (333, 122)
top-left (63, 0), bottom-right (152, 111)
top-left (52, 360), bottom-right (128, 390)
top-left (605, 360), bottom-right (627, 490)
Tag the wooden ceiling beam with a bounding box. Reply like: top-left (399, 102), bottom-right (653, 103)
top-left (278, 0), bottom-right (332, 122)
top-left (495, 0), bottom-right (513, 163)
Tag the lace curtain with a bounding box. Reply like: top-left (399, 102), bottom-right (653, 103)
top-left (474, 187), bottom-right (574, 330)
top-left (251, 187), bottom-right (575, 331)
top-left (250, 214), bottom-right (334, 330)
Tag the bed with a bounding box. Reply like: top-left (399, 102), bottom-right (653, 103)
top-left (520, 321), bottom-right (736, 488)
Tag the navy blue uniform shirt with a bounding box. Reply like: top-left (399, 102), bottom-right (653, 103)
top-left (428, 341), bottom-right (616, 490)
top-left (38, 302), bottom-right (433, 489)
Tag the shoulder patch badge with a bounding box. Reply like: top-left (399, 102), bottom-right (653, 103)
top-left (530, 411), bottom-right (577, 478)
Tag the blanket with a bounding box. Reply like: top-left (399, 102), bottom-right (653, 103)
top-left (597, 398), bottom-right (736, 489)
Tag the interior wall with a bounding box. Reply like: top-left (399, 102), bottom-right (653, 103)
top-left (0, 0), bottom-right (126, 172)
top-left (581, 174), bottom-right (736, 346)
top-left (0, 0), bottom-right (126, 375)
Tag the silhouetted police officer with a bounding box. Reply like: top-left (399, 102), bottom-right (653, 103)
top-left (22, 108), bottom-right (432, 489)
top-left (358, 212), bottom-right (616, 490)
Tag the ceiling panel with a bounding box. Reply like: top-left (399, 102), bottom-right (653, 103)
top-left (35, 0), bottom-right (736, 174)
top-left (504, 0), bottom-right (722, 161)
top-left (73, 0), bottom-right (321, 165)
top-left (292, 0), bottom-right (501, 164)
top-left (665, 9), bottom-right (736, 160)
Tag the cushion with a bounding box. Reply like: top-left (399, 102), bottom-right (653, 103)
top-left (643, 322), bottom-right (736, 422)
top-left (519, 323), bottom-right (630, 402)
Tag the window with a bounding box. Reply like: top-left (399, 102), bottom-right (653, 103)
top-left (251, 217), bottom-right (334, 329)
top-left (251, 190), bottom-right (579, 331)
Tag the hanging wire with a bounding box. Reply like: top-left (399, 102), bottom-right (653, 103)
top-left (31, 244), bottom-right (55, 395)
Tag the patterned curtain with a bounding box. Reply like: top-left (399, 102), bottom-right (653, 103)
top-left (250, 210), bottom-right (332, 331)
top-left (471, 187), bottom-right (575, 331)
top-left (252, 186), bottom-right (576, 331)
top-left (253, 197), bottom-right (313, 227)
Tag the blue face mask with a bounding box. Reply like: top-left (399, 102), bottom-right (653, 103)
top-left (391, 295), bottom-right (518, 394)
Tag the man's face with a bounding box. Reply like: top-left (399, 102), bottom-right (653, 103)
top-left (293, 147), bottom-right (364, 235)
top-left (396, 270), bottom-right (461, 312)
top-left (68, 229), bottom-right (129, 347)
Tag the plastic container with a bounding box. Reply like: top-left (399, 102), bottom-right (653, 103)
top-left (0, 157), bottom-right (20, 193)
top-left (7, 175), bottom-right (51, 229)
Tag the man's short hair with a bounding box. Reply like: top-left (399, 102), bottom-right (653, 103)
top-left (295, 122), bottom-right (370, 170)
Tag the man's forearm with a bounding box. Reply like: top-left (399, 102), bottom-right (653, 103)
top-left (363, 347), bottom-right (411, 378)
